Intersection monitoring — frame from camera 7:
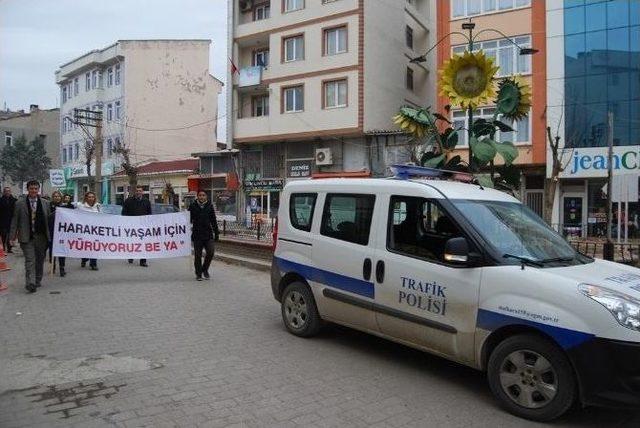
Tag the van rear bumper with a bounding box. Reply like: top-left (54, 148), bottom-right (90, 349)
top-left (568, 338), bottom-right (640, 408)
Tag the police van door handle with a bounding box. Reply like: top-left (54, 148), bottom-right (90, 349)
top-left (363, 258), bottom-right (372, 281)
top-left (375, 260), bottom-right (385, 283)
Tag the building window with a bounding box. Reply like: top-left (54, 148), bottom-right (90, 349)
top-left (320, 194), bottom-right (376, 246)
top-left (452, 107), bottom-right (530, 146)
top-left (115, 101), bottom-right (121, 120)
top-left (74, 78), bottom-right (79, 95)
top-left (85, 72), bottom-right (91, 91)
top-left (62, 86), bottom-right (67, 103)
top-left (252, 95), bottom-right (269, 117)
top-left (107, 67), bottom-right (114, 87)
top-left (4, 131), bottom-right (12, 146)
top-left (62, 148), bottom-right (67, 164)
top-left (92, 70), bottom-right (98, 89)
top-left (254, 3), bottom-right (270, 20)
top-left (107, 139), bottom-right (113, 156)
top-left (107, 103), bottom-right (113, 121)
top-left (324, 26), bottom-right (347, 56)
top-left (283, 0), bottom-right (304, 13)
top-left (283, 86), bottom-right (304, 113)
top-left (253, 49), bottom-right (269, 67)
top-left (452, 0), bottom-right (530, 18)
top-left (323, 79), bottom-right (347, 108)
top-left (406, 26), bottom-right (414, 50)
top-left (75, 143), bottom-right (80, 160)
top-left (115, 136), bottom-right (121, 149)
top-left (115, 64), bottom-right (121, 85)
top-left (283, 35), bottom-right (304, 62)
top-left (452, 35), bottom-right (531, 76)
top-left (406, 67), bottom-right (414, 90)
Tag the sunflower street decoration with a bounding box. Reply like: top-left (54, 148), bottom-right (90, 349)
top-left (393, 49), bottom-right (532, 189)
top-left (440, 50), bottom-right (498, 110)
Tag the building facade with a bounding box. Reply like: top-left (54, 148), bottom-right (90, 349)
top-left (228, 0), bottom-right (436, 220)
top-left (55, 40), bottom-right (223, 203)
top-left (437, 0), bottom-right (547, 216)
top-left (0, 105), bottom-right (60, 195)
top-left (547, 0), bottom-right (640, 238)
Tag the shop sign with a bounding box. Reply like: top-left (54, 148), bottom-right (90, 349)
top-left (69, 162), bottom-right (115, 178)
top-left (49, 169), bottom-right (66, 187)
top-left (244, 178), bottom-right (284, 191)
top-left (287, 160), bottom-right (312, 178)
top-left (555, 146), bottom-right (640, 178)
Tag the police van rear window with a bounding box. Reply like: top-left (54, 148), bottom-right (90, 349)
top-left (290, 193), bottom-right (317, 232)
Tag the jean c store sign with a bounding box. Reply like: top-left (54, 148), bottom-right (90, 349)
top-left (554, 146), bottom-right (640, 178)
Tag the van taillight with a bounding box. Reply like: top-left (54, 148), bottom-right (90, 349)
top-left (272, 217), bottom-right (278, 251)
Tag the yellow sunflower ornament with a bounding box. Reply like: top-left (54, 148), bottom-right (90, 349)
top-left (440, 50), bottom-right (499, 110)
top-left (496, 75), bottom-right (531, 121)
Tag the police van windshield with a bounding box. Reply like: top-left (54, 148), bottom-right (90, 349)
top-left (451, 199), bottom-right (591, 266)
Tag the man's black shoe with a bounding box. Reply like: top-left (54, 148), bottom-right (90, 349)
top-left (128, 259), bottom-right (133, 264)
top-left (90, 266), bottom-right (99, 271)
top-left (81, 260), bottom-right (86, 268)
top-left (202, 271), bottom-right (210, 280)
top-left (25, 284), bottom-right (37, 293)
top-left (196, 275), bottom-right (203, 281)
top-left (60, 268), bottom-right (66, 277)
top-left (140, 262), bottom-right (148, 267)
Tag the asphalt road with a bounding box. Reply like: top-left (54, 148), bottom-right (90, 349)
top-left (0, 252), bottom-right (638, 427)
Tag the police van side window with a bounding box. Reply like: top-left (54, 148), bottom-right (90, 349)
top-left (289, 193), bottom-right (317, 232)
top-left (388, 196), bottom-right (464, 263)
top-left (320, 194), bottom-right (375, 245)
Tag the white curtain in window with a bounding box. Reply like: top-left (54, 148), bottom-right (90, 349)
top-left (467, 0), bottom-right (481, 15)
top-left (452, 0), bottom-right (465, 17)
top-left (498, 45), bottom-right (514, 76)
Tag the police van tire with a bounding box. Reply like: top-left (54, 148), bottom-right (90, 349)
top-left (487, 334), bottom-right (577, 422)
top-left (281, 282), bottom-right (322, 338)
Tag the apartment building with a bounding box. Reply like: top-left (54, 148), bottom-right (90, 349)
top-left (0, 105), bottom-right (60, 195)
top-left (546, 1), bottom-right (640, 237)
top-left (438, 0), bottom-right (545, 212)
top-left (228, 0), bottom-right (435, 220)
top-left (55, 40), bottom-right (222, 202)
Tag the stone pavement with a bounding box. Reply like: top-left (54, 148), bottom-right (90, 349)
top-left (0, 252), bottom-right (639, 428)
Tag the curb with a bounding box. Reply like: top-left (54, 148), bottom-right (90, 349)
top-left (214, 252), bottom-right (271, 272)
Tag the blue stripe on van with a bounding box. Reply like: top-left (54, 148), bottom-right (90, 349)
top-left (275, 256), bottom-right (375, 299)
top-left (476, 309), bottom-right (594, 350)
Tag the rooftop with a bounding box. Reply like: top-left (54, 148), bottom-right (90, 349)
top-left (112, 159), bottom-right (198, 177)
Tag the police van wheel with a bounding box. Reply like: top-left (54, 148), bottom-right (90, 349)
top-left (281, 282), bottom-right (322, 338)
top-left (487, 334), bottom-right (577, 422)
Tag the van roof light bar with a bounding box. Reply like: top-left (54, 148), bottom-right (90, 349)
top-left (390, 164), bottom-right (475, 183)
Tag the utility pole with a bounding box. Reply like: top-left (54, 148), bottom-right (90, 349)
top-left (604, 111), bottom-right (614, 261)
top-left (73, 108), bottom-right (103, 196)
top-left (462, 19), bottom-right (476, 172)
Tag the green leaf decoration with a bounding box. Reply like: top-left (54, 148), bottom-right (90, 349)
top-left (497, 164), bottom-right (522, 188)
top-left (475, 174), bottom-right (495, 188)
top-left (423, 153), bottom-right (446, 168)
top-left (441, 128), bottom-right (459, 150)
top-left (491, 140), bottom-right (519, 166)
top-left (493, 119), bottom-right (514, 133)
top-left (470, 136), bottom-right (497, 163)
top-left (471, 118), bottom-right (494, 137)
top-left (496, 80), bottom-right (521, 115)
top-left (399, 106), bottom-right (433, 125)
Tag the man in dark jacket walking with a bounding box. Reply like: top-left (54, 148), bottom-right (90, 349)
top-left (188, 190), bottom-right (219, 281)
top-left (0, 187), bottom-right (17, 252)
top-left (122, 186), bottom-right (152, 267)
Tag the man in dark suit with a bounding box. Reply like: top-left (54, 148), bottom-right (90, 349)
top-left (0, 187), bottom-right (17, 252)
top-left (122, 185), bottom-right (152, 267)
top-left (9, 180), bottom-right (50, 293)
top-left (188, 190), bottom-right (219, 281)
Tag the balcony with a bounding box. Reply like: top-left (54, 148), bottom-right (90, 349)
top-left (234, 116), bottom-right (271, 140)
top-left (234, 66), bottom-right (271, 91)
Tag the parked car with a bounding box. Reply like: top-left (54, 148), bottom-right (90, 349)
top-left (271, 165), bottom-right (640, 422)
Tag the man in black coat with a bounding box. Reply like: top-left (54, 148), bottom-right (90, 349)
top-left (0, 187), bottom-right (17, 253)
top-left (122, 185), bottom-right (152, 267)
top-left (188, 190), bottom-right (219, 281)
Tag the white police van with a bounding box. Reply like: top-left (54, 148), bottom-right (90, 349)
top-left (270, 165), bottom-right (640, 421)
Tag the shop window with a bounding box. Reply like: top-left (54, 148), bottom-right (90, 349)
top-left (290, 193), bottom-right (317, 232)
top-left (321, 194), bottom-right (375, 245)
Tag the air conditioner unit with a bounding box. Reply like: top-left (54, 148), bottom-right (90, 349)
top-left (315, 148), bottom-right (333, 166)
top-left (239, 0), bottom-right (253, 12)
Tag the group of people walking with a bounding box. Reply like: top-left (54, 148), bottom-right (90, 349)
top-left (1, 181), bottom-right (220, 293)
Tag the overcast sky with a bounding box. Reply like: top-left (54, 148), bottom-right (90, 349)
top-left (0, 0), bottom-right (228, 139)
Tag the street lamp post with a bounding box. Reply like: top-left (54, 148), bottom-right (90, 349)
top-left (410, 20), bottom-right (538, 173)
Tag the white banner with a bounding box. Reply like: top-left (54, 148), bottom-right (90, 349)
top-left (52, 209), bottom-right (191, 259)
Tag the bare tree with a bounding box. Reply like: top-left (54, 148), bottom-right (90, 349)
top-left (113, 141), bottom-right (138, 194)
top-left (84, 140), bottom-right (96, 192)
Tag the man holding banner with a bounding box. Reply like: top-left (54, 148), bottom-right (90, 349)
top-left (122, 186), bottom-right (152, 267)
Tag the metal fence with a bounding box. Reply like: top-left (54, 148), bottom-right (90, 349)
top-left (217, 218), bottom-right (275, 243)
top-left (551, 223), bottom-right (639, 240)
top-left (569, 240), bottom-right (639, 265)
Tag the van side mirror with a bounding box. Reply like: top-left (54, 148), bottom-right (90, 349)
top-left (444, 237), bottom-right (470, 265)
